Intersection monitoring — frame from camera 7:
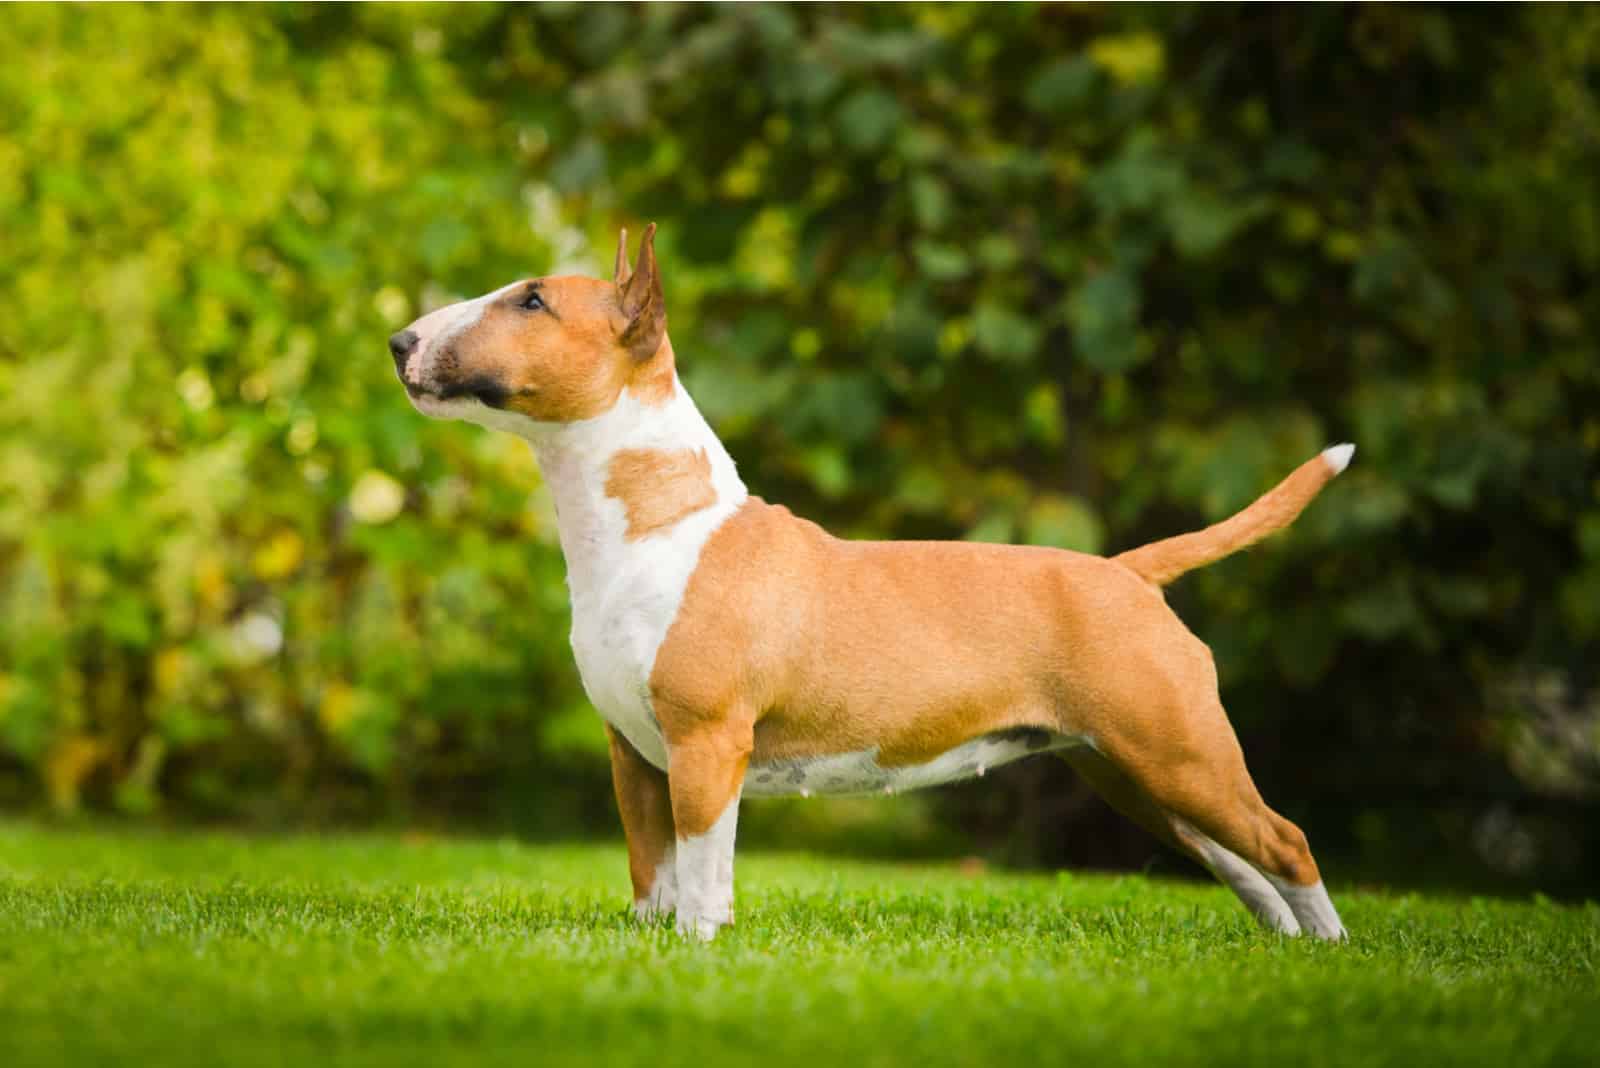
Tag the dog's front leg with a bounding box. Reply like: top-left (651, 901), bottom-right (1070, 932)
top-left (665, 718), bottom-right (752, 941)
top-left (605, 726), bottom-right (678, 921)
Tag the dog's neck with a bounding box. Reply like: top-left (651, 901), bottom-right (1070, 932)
top-left (503, 372), bottom-right (747, 606)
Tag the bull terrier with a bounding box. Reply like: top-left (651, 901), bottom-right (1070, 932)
top-left (389, 225), bottom-right (1351, 941)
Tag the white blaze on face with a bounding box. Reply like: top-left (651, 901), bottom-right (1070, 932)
top-left (401, 281), bottom-right (524, 390)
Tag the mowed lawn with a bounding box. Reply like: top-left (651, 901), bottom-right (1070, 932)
top-left (0, 823), bottom-right (1595, 1068)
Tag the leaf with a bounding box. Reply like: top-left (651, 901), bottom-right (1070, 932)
top-left (913, 240), bottom-right (971, 281)
top-left (965, 512), bottom-right (1016, 545)
top-left (1067, 269), bottom-right (1142, 372)
top-left (350, 470), bottom-right (407, 525)
top-left (1271, 606), bottom-right (1341, 686)
top-left (836, 88), bottom-right (904, 152)
top-left (1340, 577), bottom-right (1431, 644)
top-left (973, 299), bottom-right (1042, 362)
top-left (1025, 495), bottom-right (1105, 554)
top-left (1025, 56), bottom-right (1098, 115)
top-left (1087, 132), bottom-right (1185, 216)
top-left (1166, 192), bottom-right (1264, 258)
top-left (538, 704), bottom-right (610, 759)
top-left (1024, 384), bottom-right (1067, 447)
top-left (798, 445), bottom-right (853, 499)
top-left (45, 733), bottom-right (108, 813)
top-left (1088, 33), bottom-right (1166, 86)
top-left (252, 529), bottom-right (305, 580)
top-left (910, 173), bottom-right (952, 230)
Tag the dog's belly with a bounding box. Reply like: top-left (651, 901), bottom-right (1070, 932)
top-left (743, 728), bottom-right (1078, 798)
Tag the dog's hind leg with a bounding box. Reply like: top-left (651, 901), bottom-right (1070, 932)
top-left (1062, 749), bottom-right (1300, 935)
top-left (1093, 690), bottom-right (1347, 941)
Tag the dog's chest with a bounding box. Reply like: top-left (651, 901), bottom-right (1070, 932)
top-left (531, 387), bottom-right (747, 773)
top-left (565, 502), bottom-right (738, 773)
top-left (568, 568), bottom-right (679, 771)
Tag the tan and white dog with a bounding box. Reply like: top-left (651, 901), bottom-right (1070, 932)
top-left (389, 225), bottom-right (1352, 942)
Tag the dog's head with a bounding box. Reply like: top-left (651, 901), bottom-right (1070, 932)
top-left (389, 225), bottom-right (671, 428)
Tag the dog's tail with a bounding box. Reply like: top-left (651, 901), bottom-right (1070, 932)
top-left (1113, 444), bottom-right (1354, 587)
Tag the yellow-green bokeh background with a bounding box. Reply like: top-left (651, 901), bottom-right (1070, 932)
top-left (2, 4), bottom-right (1597, 890)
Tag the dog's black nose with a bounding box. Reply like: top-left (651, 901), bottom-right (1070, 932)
top-left (389, 329), bottom-right (419, 372)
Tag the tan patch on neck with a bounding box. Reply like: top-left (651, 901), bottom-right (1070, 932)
top-left (605, 447), bottom-right (716, 541)
top-left (626, 335), bottom-right (678, 407)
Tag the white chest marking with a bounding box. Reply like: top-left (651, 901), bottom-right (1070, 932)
top-left (745, 729), bottom-right (1077, 798)
top-left (483, 382), bottom-right (745, 770)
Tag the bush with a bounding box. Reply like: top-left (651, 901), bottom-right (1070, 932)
top-left (0, 5), bottom-right (595, 821)
top-left (2, 6), bottom-right (1596, 886)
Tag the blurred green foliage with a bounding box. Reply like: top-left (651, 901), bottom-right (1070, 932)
top-left (1, 5), bottom-right (1597, 883)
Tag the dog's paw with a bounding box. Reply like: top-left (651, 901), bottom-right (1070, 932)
top-left (631, 858), bottom-right (678, 922)
top-left (633, 897), bottom-right (675, 923)
top-left (633, 880), bottom-right (677, 923)
top-left (674, 908), bottom-right (729, 941)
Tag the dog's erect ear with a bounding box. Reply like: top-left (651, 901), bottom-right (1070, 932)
top-left (613, 228), bottom-right (631, 289)
top-left (617, 222), bottom-right (665, 361)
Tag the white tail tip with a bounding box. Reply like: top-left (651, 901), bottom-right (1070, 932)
top-left (1321, 442), bottom-right (1356, 474)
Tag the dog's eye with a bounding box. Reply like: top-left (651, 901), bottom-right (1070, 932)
top-left (520, 289), bottom-right (545, 312)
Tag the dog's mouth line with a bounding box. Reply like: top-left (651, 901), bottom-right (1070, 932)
top-left (402, 381), bottom-right (455, 401)
top-left (404, 384), bottom-right (455, 408)
top-left (406, 381), bottom-right (513, 409)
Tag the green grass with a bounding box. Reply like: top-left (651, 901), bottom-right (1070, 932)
top-left (1, 823), bottom-right (1595, 1067)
